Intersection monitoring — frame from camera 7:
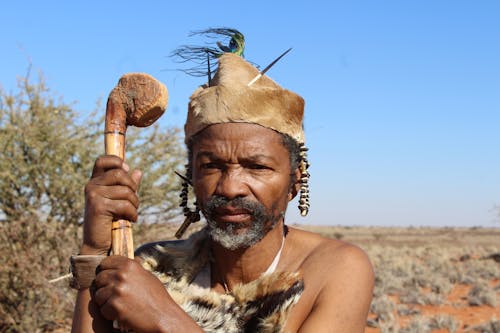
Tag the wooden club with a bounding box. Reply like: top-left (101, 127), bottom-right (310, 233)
top-left (105, 73), bottom-right (168, 258)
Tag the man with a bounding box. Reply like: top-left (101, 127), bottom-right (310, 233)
top-left (71, 51), bottom-right (374, 332)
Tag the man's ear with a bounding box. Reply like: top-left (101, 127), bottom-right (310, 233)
top-left (288, 167), bottom-right (301, 201)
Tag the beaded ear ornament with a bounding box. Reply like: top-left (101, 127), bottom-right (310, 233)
top-left (174, 168), bottom-right (201, 239)
top-left (298, 145), bottom-right (310, 217)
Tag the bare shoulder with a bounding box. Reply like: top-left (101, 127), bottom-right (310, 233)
top-left (286, 226), bottom-right (373, 277)
top-left (284, 227), bottom-right (374, 332)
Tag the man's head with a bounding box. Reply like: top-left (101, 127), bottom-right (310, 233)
top-left (178, 52), bottom-right (310, 246)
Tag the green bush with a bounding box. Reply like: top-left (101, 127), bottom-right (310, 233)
top-left (0, 73), bottom-right (101, 224)
top-left (0, 71), bottom-right (185, 225)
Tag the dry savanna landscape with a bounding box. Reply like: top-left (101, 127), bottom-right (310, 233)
top-left (1, 220), bottom-right (499, 333)
top-left (299, 225), bottom-right (500, 333)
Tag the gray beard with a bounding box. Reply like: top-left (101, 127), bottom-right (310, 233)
top-left (203, 196), bottom-right (281, 250)
top-left (206, 218), bottom-right (271, 250)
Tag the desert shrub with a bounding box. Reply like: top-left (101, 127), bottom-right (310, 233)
top-left (399, 316), bottom-right (431, 333)
top-left (370, 295), bottom-right (396, 322)
top-left (333, 232), bottom-right (344, 239)
top-left (0, 71), bottom-right (185, 225)
top-left (370, 246), bottom-right (411, 296)
top-left (0, 71), bottom-right (186, 331)
top-left (0, 218), bottom-right (78, 332)
top-left (459, 259), bottom-right (500, 282)
top-left (399, 314), bottom-right (459, 333)
top-left (378, 320), bottom-right (400, 333)
top-left (429, 314), bottom-right (460, 333)
top-left (430, 276), bottom-right (454, 294)
top-left (123, 126), bottom-right (185, 223)
top-left (373, 271), bottom-right (406, 297)
top-left (396, 304), bottom-right (421, 316)
top-left (467, 281), bottom-right (497, 307)
top-left (399, 289), bottom-right (444, 306)
top-left (465, 318), bottom-right (500, 333)
top-left (0, 73), bottom-right (100, 224)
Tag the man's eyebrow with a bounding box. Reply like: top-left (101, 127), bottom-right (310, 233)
top-left (195, 151), bottom-right (278, 163)
top-left (241, 154), bottom-right (277, 163)
top-left (195, 151), bottom-right (217, 159)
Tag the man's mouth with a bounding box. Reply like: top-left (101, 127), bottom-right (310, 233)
top-left (213, 206), bottom-right (252, 223)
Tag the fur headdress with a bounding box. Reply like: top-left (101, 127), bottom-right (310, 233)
top-left (185, 53), bottom-right (306, 144)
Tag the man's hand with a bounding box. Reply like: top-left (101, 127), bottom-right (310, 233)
top-left (92, 256), bottom-right (174, 332)
top-left (81, 155), bottom-right (142, 255)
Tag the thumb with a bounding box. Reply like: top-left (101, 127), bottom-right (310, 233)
top-left (131, 169), bottom-right (143, 191)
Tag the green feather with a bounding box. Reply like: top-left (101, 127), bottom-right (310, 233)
top-left (171, 28), bottom-right (246, 80)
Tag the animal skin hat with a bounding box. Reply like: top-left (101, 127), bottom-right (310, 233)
top-left (185, 53), bottom-right (306, 144)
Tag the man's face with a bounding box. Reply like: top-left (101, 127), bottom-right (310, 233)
top-left (191, 123), bottom-right (297, 250)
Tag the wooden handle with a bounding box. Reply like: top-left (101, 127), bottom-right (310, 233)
top-left (105, 131), bottom-right (134, 259)
top-left (104, 73), bottom-right (168, 259)
top-left (111, 220), bottom-right (134, 259)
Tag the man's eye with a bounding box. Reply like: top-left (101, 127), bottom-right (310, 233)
top-left (201, 162), bottom-right (219, 169)
top-left (249, 164), bottom-right (268, 170)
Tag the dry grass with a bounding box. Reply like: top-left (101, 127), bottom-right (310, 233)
top-left (296, 224), bottom-right (500, 333)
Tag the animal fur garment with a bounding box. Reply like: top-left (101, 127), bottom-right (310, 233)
top-left (136, 228), bottom-right (304, 333)
top-left (185, 53), bottom-right (306, 144)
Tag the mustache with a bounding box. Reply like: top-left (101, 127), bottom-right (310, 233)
top-left (203, 195), bottom-right (266, 220)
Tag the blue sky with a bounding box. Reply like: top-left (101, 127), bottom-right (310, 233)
top-left (1, 1), bottom-right (499, 227)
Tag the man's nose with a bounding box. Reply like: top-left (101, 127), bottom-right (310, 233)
top-left (214, 166), bottom-right (249, 199)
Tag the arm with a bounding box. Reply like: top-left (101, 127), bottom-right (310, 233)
top-left (72, 257), bottom-right (204, 333)
top-left (72, 155), bottom-right (138, 333)
top-left (297, 243), bottom-right (374, 333)
top-left (72, 156), bottom-right (203, 333)
top-left (72, 289), bottom-right (112, 332)
top-left (91, 255), bottom-right (204, 333)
